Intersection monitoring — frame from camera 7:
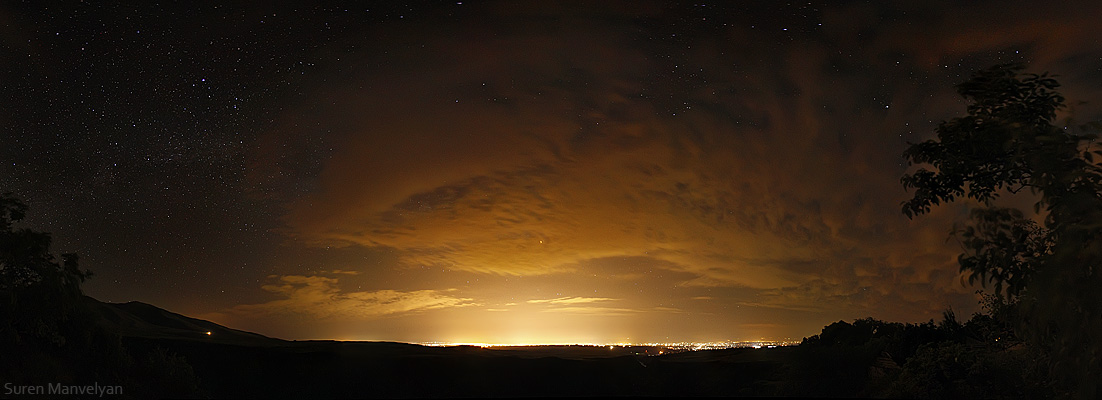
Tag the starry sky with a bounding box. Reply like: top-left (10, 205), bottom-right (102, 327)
top-left (3, 1), bottom-right (1101, 344)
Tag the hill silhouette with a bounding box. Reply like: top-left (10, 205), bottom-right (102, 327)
top-left (51, 297), bottom-right (1051, 398)
top-left (85, 296), bottom-right (284, 347)
top-left (99, 299), bottom-right (792, 397)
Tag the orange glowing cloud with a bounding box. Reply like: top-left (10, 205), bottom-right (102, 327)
top-left (255, 14), bottom-right (974, 319)
top-left (236, 2), bottom-right (1102, 341)
top-left (526, 297), bottom-right (616, 305)
top-left (216, 274), bottom-right (476, 320)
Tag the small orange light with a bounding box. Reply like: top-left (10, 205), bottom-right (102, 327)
top-left (206, 331), bottom-right (212, 336)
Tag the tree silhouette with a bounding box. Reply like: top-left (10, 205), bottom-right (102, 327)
top-left (955, 207), bottom-right (1054, 299)
top-left (901, 64), bottom-right (1102, 397)
top-left (1, 192), bottom-right (92, 346)
top-left (1, 193), bottom-right (201, 396)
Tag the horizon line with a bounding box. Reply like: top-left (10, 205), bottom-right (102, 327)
top-left (293, 339), bottom-right (802, 348)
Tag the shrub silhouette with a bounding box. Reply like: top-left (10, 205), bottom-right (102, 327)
top-left (901, 64), bottom-right (1102, 397)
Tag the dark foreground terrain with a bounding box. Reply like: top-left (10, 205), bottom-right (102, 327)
top-left (4, 296), bottom-right (1059, 399)
top-left (5, 296), bottom-right (1058, 398)
top-left (86, 298), bottom-right (788, 397)
top-left (142, 339), bottom-right (791, 398)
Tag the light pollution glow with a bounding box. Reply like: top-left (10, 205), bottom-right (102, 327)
top-left (171, 2), bottom-right (1102, 344)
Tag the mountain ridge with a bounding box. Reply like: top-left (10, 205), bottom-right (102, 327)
top-left (83, 296), bottom-right (286, 347)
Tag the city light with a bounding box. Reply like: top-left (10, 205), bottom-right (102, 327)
top-left (416, 340), bottom-right (801, 353)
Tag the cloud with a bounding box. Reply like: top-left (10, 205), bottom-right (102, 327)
top-left (221, 275), bottom-right (475, 319)
top-left (525, 296), bottom-right (644, 316)
top-left (823, 1), bottom-right (1102, 70)
top-left (652, 306), bottom-right (683, 313)
top-left (540, 306), bottom-right (641, 316)
top-left (253, 10), bottom-right (967, 317)
top-left (520, 296), bottom-right (681, 316)
top-left (527, 297), bottom-right (615, 305)
top-left (246, 2), bottom-right (1102, 331)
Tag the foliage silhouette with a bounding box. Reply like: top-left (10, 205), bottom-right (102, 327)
top-left (788, 311), bottom-right (1056, 399)
top-left (900, 64), bottom-right (1102, 397)
top-left (955, 207), bottom-right (1053, 299)
top-left (0, 193), bottom-right (200, 398)
top-left (1, 193), bottom-right (92, 347)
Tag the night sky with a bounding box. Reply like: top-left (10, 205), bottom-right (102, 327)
top-left (3, 1), bottom-right (1101, 344)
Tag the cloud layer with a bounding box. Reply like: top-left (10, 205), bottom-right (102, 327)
top-left (233, 1), bottom-right (1102, 341)
top-left (219, 274), bottom-right (474, 320)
